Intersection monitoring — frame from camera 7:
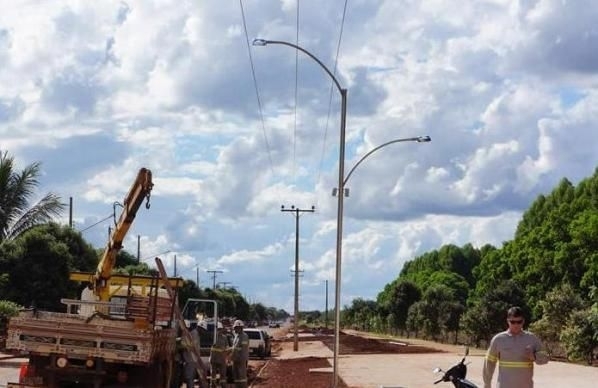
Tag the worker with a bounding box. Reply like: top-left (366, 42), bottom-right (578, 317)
top-left (182, 322), bottom-right (202, 388)
top-left (483, 306), bottom-right (549, 388)
top-left (209, 322), bottom-right (230, 387)
top-left (230, 320), bottom-right (249, 388)
top-left (79, 282), bottom-right (97, 316)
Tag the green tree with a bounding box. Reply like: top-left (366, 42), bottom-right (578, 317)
top-left (0, 151), bottom-right (65, 242)
top-left (560, 306), bottom-right (598, 365)
top-left (461, 280), bottom-right (527, 346)
top-left (417, 284), bottom-right (461, 341)
top-left (377, 280), bottom-right (421, 334)
top-left (0, 223), bottom-right (98, 308)
top-left (6, 228), bottom-right (72, 310)
top-left (343, 298), bottom-right (377, 330)
top-left (530, 283), bottom-right (585, 355)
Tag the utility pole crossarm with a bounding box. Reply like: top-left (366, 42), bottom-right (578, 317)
top-left (206, 270), bottom-right (224, 290)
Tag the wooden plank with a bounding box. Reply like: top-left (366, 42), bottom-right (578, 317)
top-left (154, 257), bottom-right (207, 386)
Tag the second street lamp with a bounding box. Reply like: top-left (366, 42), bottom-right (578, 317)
top-left (341, 136), bottom-right (431, 196)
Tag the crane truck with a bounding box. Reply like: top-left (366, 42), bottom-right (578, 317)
top-left (5, 168), bottom-right (188, 388)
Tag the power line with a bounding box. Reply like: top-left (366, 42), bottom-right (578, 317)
top-left (78, 213), bottom-right (113, 233)
top-left (239, 0), bottom-right (276, 181)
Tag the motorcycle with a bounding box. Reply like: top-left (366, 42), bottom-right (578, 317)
top-left (432, 347), bottom-right (478, 388)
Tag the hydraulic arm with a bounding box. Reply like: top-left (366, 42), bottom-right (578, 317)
top-left (71, 168), bottom-right (153, 301)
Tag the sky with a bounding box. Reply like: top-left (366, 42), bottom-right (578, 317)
top-left (2, 0), bottom-right (598, 313)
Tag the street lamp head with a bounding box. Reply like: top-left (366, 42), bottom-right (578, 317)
top-left (416, 135), bottom-right (432, 142)
top-left (252, 38), bottom-right (268, 46)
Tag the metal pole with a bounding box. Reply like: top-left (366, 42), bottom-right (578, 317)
top-left (253, 38), bottom-right (346, 388)
top-left (325, 280), bottom-right (329, 330)
top-left (333, 89), bottom-right (347, 387)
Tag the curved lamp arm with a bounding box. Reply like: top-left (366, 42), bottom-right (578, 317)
top-left (343, 136), bottom-right (431, 186)
top-left (253, 38), bottom-right (343, 94)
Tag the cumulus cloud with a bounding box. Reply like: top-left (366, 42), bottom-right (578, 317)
top-left (2, 0), bottom-right (597, 311)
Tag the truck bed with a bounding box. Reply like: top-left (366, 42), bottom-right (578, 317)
top-left (6, 309), bottom-right (175, 365)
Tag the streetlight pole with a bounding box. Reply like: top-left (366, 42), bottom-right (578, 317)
top-left (253, 38), bottom-right (431, 387)
top-left (253, 38), bottom-right (347, 387)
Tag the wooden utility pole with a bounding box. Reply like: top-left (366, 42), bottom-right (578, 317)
top-left (154, 257), bottom-right (207, 386)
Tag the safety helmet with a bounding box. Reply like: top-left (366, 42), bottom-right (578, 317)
top-left (233, 319), bottom-right (244, 328)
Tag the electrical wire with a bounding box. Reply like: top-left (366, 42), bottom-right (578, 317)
top-left (78, 213), bottom-right (114, 233)
top-left (239, 0), bottom-right (276, 181)
top-left (293, 1), bottom-right (300, 184)
top-left (315, 0), bottom-right (349, 204)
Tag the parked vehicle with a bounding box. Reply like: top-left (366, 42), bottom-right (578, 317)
top-left (268, 321), bottom-right (280, 328)
top-left (5, 169), bottom-right (191, 388)
top-left (433, 347), bottom-right (478, 388)
top-left (244, 328), bottom-right (269, 359)
top-left (261, 329), bottom-right (272, 357)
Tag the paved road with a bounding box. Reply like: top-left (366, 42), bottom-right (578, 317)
top-left (0, 357), bottom-right (24, 387)
top-left (276, 332), bottom-right (598, 388)
top-left (336, 352), bottom-right (598, 388)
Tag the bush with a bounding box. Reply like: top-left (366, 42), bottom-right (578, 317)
top-left (0, 300), bottom-right (20, 319)
top-left (0, 300), bottom-right (21, 338)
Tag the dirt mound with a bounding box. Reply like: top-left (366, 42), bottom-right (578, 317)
top-left (296, 331), bottom-right (443, 355)
top-left (251, 357), bottom-right (348, 387)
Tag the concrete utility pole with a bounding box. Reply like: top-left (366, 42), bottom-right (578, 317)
top-left (281, 204), bottom-right (315, 351)
top-left (69, 197), bottom-right (73, 228)
top-left (137, 235), bottom-right (141, 264)
top-left (207, 270), bottom-right (223, 289)
top-left (218, 281), bottom-right (231, 289)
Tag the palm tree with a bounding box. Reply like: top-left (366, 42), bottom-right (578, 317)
top-left (0, 151), bottom-right (65, 242)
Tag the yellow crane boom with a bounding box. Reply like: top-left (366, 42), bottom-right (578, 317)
top-left (83, 168), bottom-right (153, 301)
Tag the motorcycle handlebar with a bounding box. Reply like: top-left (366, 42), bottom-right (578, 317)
top-left (434, 377), bottom-right (444, 384)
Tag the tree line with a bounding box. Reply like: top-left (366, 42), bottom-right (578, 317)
top-left (341, 169), bottom-right (598, 365)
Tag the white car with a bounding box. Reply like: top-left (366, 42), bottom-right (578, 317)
top-left (243, 328), bottom-right (270, 358)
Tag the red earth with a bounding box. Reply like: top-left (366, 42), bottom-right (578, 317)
top-left (248, 328), bottom-right (441, 387)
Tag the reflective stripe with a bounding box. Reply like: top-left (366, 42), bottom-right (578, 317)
top-left (486, 353), bottom-right (498, 362)
top-left (235, 378), bottom-right (247, 382)
top-left (211, 347), bottom-right (226, 352)
top-left (499, 360), bottom-right (533, 368)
